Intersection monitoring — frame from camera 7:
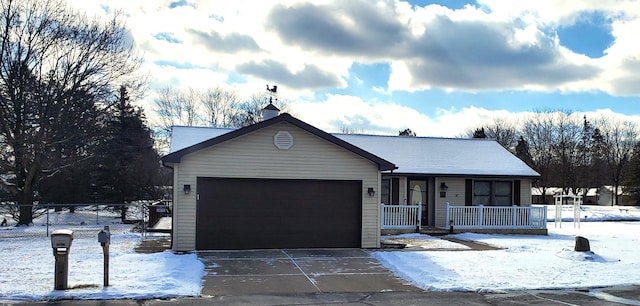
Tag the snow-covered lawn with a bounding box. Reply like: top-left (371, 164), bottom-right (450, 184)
top-left (0, 208), bottom-right (204, 302)
top-left (374, 205), bottom-right (640, 292)
top-left (0, 229), bottom-right (203, 302)
top-left (0, 205), bottom-right (638, 301)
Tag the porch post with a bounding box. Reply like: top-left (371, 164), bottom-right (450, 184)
top-left (512, 205), bottom-right (517, 228)
top-left (445, 202), bottom-right (450, 228)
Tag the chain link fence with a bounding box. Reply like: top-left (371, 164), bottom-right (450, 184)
top-left (0, 202), bottom-right (156, 239)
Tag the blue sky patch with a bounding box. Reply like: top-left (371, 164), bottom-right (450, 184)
top-left (154, 60), bottom-right (203, 70)
top-left (409, 0), bottom-right (474, 10)
top-left (556, 12), bottom-right (614, 58)
top-left (154, 32), bottom-right (182, 44)
top-left (169, 0), bottom-right (193, 9)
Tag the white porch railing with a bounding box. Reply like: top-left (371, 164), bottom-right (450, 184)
top-left (446, 203), bottom-right (547, 230)
top-left (381, 204), bottom-right (422, 229)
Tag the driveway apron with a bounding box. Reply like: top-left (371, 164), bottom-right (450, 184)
top-left (198, 248), bottom-right (420, 296)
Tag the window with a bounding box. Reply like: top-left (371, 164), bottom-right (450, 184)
top-left (381, 179), bottom-right (390, 204)
top-left (381, 178), bottom-right (400, 205)
top-left (473, 181), bottom-right (513, 206)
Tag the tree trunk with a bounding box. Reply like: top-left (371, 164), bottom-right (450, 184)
top-left (17, 190), bottom-right (34, 225)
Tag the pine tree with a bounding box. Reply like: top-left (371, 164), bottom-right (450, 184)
top-left (93, 86), bottom-right (162, 212)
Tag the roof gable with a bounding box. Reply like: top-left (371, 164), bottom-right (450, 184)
top-left (162, 114), bottom-right (397, 171)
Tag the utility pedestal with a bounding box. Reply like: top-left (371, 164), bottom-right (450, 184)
top-left (51, 229), bottom-right (74, 290)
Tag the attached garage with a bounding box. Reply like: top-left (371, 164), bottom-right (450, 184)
top-left (162, 113), bottom-right (396, 251)
top-left (196, 178), bottom-right (362, 249)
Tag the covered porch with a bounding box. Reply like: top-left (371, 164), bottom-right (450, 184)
top-left (381, 203), bottom-right (548, 235)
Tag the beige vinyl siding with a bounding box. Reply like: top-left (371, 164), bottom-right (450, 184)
top-left (173, 122), bottom-right (381, 251)
top-left (434, 177), bottom-right (465, 227)
top-left (520, 179), bottom-right (533, 206)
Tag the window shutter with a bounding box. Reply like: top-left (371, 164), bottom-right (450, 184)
top-left (513, 180), bottom-right (521, 206)
top-left (465, 179), bottom-right (473, 206)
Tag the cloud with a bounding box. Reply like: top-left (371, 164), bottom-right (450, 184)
top-left (67, 0), bottom-right (640, 135)
top-left (291, 95), bottom-right (493, 137)
top-left (387, 6), bottom-right (602, 92)
top-left (73, 0), bottom-right (640, 97)
top-left (266, 1), bottom-right (409, 58)
top-left (187, 29), bottom-right (262, 53)
top-left (236, 60), bottom-right (346, 89)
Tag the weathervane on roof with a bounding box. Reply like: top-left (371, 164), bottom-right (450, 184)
top-left (262, 85), bottom-right (281, 120)
top-left (266, 84), bottom-right (278, 105)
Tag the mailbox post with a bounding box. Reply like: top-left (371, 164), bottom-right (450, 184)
top-left (51, 229), bottom-right (74, 290)
top-left (98, 225), bottom-right (110, 286)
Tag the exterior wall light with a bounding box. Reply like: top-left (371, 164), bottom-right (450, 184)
top-left (367, 187), bottom-right (375, 197)
top-left (440, 182), bottom-right (448, 198)
top-left (183, 184), bottom-right (191, 195)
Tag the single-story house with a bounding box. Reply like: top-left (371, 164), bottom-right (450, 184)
top-left (162, 110), bottom-right (541, 251)
top-left (532, 186), bottom-right (633, 206)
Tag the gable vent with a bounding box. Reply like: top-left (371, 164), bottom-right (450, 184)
top-left (274, 131), bottom-right (293, 150)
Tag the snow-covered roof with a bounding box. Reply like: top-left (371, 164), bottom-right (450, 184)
top-left (335, 134), bottom-right (539, 177)
top-left (169, 126), bottom-right (234, 153)
top-left (167, 125), bottom-right (540, 177)
top-left (165, 115), bottom-right (396, 171)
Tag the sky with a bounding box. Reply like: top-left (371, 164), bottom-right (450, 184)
top-left (68, 0), bottom-right (640, 137)
top-left (1, 206), bottom-right (639, 301)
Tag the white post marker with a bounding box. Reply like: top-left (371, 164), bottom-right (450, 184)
top-left (98, 225), bottom-right (111, 286)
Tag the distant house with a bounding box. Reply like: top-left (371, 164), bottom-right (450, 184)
top-left (163, 111), bottom-right (542, 251)
top-left (532, 186), bottom-right (632, 206)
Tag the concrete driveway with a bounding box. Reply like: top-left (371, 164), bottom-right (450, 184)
top-left (198, 249), bottom-right (420, 296)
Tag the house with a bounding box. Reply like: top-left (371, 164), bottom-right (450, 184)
top-left (162, 113), bottom-right (396, 251)
top-left (162, 111), bottom-right (542, 251)
top-left (532, 186), bottom-right (632, 206)
top-left (335, 134), bottom-right (541, 230)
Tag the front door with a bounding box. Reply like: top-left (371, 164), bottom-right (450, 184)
top-left (408, 179), bottom-right (428, 226)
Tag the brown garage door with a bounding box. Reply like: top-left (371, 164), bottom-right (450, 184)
top-left (196, 177), bottom-right (362, 250)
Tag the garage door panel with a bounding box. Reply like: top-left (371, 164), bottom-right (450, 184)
top-left (196, 178), bottom-right (362, 250)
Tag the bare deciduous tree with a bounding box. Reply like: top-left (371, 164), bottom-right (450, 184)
top-left (201, 86), bottom-right (240, 128)
top-left (0, 0), bottom-right (142, 224)
top-left (521, 111), bottom-right (557, 198)
top-left (596, 117), bottom-right (638, 205)
top-left (463, 117), bottom-right (519, 152)
top-left (153, 86), bottom-right (292, 152)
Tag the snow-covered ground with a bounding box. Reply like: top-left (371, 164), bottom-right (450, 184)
top-left (0, 205), bottom-right (638, 302)
top-left (374, 205), bottom-right (640, 292)
top-left (0, 207), bottom-right (204, 302)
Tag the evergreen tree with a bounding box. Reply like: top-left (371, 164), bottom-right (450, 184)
top-left (515, 136), bottom-right (534, 167)
top-left (399, 128), bottom-right (416, 137)
top-left (472, 128), bottom-right (487, 139)
top-left (93, 86), bottom-right (163, 208)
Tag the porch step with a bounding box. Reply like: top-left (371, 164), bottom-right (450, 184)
top-left (419, 227), bottom-right (450, 236)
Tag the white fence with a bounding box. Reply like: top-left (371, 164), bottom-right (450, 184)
top-left (381, 204), bottom-right (422, 229)
top-left (446, 204), bottom-right (547, 229)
